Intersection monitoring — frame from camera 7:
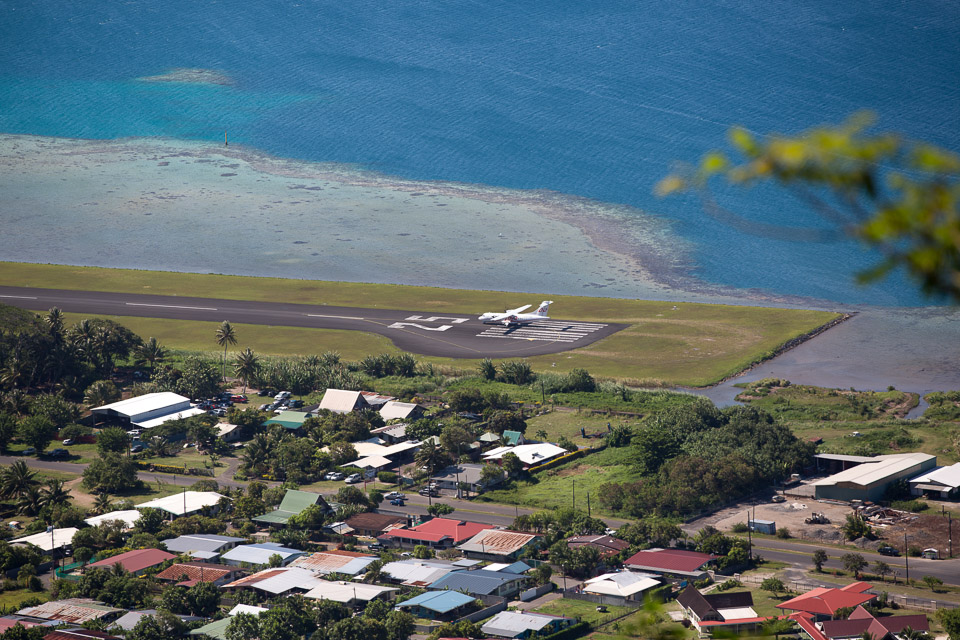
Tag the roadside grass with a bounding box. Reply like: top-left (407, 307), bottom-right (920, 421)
top-left (804, 569), bottom-right (960, 603)
top-left (5, 262), bottom-right (841, 387)
top-left (533, 598), bottom-right (631, 626)
top-left (476, 446), bottom-right (638, 514)
top-left (136, 448), bottom-right (216, 469)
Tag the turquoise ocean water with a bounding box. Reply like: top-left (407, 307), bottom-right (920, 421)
top-left (1, 0), bottom-right (959, 307)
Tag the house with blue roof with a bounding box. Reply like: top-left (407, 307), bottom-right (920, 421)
top-left (428, 568), bottom-right (530, 598)
top-left (394, 590), bottom-right (477, 621)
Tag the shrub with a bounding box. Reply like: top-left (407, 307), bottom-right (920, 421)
top-left (377, 471), bottom-right (398, 484)
top-left (731, 522), bottom-right (749, 533)
top-left (890, 499), bottom-right (928, 513)
top-left (776, 527), bottom-right (791, 539)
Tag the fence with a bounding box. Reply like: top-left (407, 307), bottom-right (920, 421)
top-left (520, 583), bottom-right (555, 602)
top-left (735, 573), bottom-right (957, 612)
top-left (562, 587), bottom-right (643, 609)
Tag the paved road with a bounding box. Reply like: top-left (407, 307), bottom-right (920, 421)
top-left (0, 285), bottom-right (626, 358)
top-left (749, 538), bottom-right (960, 585)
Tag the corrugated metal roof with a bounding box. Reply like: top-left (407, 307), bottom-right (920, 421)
top-left (382, 560), bottom-right (460, 586)
top-left (84, 510), bottom-right (142, 529)
top-left (583, 572), bottom-right (660, 597)
top-left (319, 389), bottom-right (366, 413)
top-left (237, 567), bottom-right (324, 594)
top-left (813, 453), bottom-right (936, 489)
top-left (91, 392), bottom-right (189, 419)
top-left (89, 548), bottom-right (176, 573)
top-left (482, 443), bottom-right (567, 466)
top-left (162, 534), bottom-right (245, 554)
top-left (155, 562), bottom-right (235, 582)
top-left (220, 543), bottom-right (303, 565)
top-left (17, 599), bottom-right (122, 624)
top-left (624, 548), bottom-right (715, 573)
top-left (910, 462), bottom-right (960, 489)
top-left (12, 527), bottom-right (79, 552)
top-left (428, 569), bottom-right (527, 595)
top-left (136, 491), bottom-right (226, 516)
top-left (136, 407), bottom-right (206, 429)
top-left (43, 630), bottom-right (121, 640)
top-left (481, 611), bottom-right (571, 637)
top-left (457, 529), bottom-right (539, 555)
top-left (289, 550), bottom-right (376, 575)
top-left (303, 581), bottom-right (398, 603)
top-left (379, 401), bottom-right (421, 421)
top-left (381, 518), bottom-right (495, 545)
top-left (395, 590), bottom-right (475, 614)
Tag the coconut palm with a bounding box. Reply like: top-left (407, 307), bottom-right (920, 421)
top-left (41, 480), bottom-right (71, 509)
top-left (83, 380), bottom-right (120, 409)
top-left (134, 337), bottom-right (168, 374)
top-left (215, 321), bottom-right (238, 381)
top-left (2, 389), bottom-right (30, 415)
top-left (233, 348), bottom-right (260, 393)
top-left (0, 460), bottom-right (39, 500)
top-left (92, 492), bottom-right (114, 515)
top-left (45, 307), bottom-right (65, 340)
top-left (16, 485), bottom-right (43, 516)
top-left (414, 440), bottom-right (449, 477)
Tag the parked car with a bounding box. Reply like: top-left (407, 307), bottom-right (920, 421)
top-left (259, 404), bottom-right (271, 411)
top-left (771, 495), bottom-right (786, 503)
top-left (368, 543), bottom-right (384, 552)
top-left (384, 491), bottom-right (405, 500)
top-left (231, 394), bottom-right (247, 403)
top-left (213, 408), bottom-right (227, 417)
top-left (62, 438), bottom-right (75, 446)
top-left (878, 546), bottom-right (900, 556)
top-left (22, 448), bottom-right (36, 456)
top-left (130, 444), bottom-right (144, 453)
top-left (419, 487), bottom-right (440, 497)
top-left (325, 472), bottom-right (344, 481)
top-left (127, 429), bottom-right (142, 437)
top-left (389, 498), bottom-right (406, 506)
top-left (289, 399), bottom-right (304, 408)
top-left (345, 473), bottom-right (362, 484)
top-left (274, 391), bottom-right (292, 401)
top-left (258, 389), bottom-right (275, 397)
top-left (47, 448), bottom-right (69, 458)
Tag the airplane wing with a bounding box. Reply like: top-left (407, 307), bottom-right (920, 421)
top-left (506, 304), bottom-right (531, 314)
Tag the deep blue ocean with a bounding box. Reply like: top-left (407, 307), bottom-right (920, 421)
top-left (1, 0), bottom-right (958, 307)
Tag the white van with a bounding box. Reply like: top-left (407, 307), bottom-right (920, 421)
top-left (274, 391), bottom-right (292, 401)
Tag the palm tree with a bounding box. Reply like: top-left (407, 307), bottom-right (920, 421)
top-left (414, 440), bottom-right (449, 477)
top-left (215, 321), bottom-right (238, 382)
top-left (41, 480), bottom-right (71, 509)
top-left (135, 337), bottom-right (167, 374)
top-left (83, 380), bottom-right (120, 409)
top-left (1, 460), bottom-right (39, 500)
top-left (45, 307), bottom-right (65, 340)
top-left (2, 389), bottom-right (30, 415)
top-left (233, 348), bottom-right (260, 393)
top-left (16, 485), bottom-right (43, 516)
top-left (92, 492), bottom-right (114, 515)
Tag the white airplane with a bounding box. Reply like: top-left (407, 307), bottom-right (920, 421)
top-left (478, 301), bottom-right (553, 326)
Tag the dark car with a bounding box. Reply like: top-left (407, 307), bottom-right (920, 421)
top-left (289, 399), bottom-right (304, 408)
top-left (258, 389), bottom-right (275, 397)
top-left (231, 394), bottom-right (247, 403)
top-left (389, 498), bottom-right (406, 506)
top-left (878, 546), bottom-right (900, 556)
top-left (130, 444), bottom-right (144, 453)
top-left (47, 448), bottom-right (69, 458)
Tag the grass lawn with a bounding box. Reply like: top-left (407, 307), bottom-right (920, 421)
top-left (0, 588), bottom-right (48, 611)
top-left (533, 598), bottom-right (631, 626)
top-left (3, 262), bottom-right (842, 387)
top-left (477, 446), bottom-right (638, 514)
top-left (587, 607), bottom-right (696, 640)
top-left (525, 412), bottom-right (638, 448)
top-left (136, 448), bottom-right (217, 470)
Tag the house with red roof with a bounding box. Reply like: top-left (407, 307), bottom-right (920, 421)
top-left (378, 518), bottom-right (495, 549)
top-left (623, 548), bottom-right (715, 579)
top-left (776, 583), bottom-right (876, 621)
top-left (790, 605), bottom-right (929, 640)
top-left (87, 549), bottom-right (176, 576)
top-left (154, 561), bottom-right (241, 586)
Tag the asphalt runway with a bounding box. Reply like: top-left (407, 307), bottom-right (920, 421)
top-left (0, 286), bottom-right (627, 358)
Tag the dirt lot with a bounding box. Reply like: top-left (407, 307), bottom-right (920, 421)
top-left (883, 513), bottom-right (957, 558)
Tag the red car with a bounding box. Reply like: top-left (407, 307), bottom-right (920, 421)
top-left (230, 394), bottom-right (248, 403)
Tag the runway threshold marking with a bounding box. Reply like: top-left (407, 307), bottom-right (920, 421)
top-left (126, 302), bottom-right (218, 311)
top-left (0, 295), bottom-right (38, 299)
top-left (478, 320), bottom-right (608, 343)
top-left (307, 313), bottom-right (366, 320)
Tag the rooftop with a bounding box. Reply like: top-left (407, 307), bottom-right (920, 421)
top-left (776, 583), bottom-right (875, 616)
top-left (289, 550), bottom-right (377, 575)
top-left (380, 517), bottom-right (495, 544)
top-left (379, 401), bottom-right (422, 421)
top-left (303, 581), bottom-right (398, 603)
top-left (222, 567), bottom-right (324, 594)
top-left (84, 510), bottom-right (142, 529)
top-left (253, 489), bottom-right (328, 525)
top-left (344, 512), bottom-right (407, 532)
top-left (17, 599), bottom-right (123, 624)
top-left (812, 453), bottom-right (937, 489)
top-left (12, 527), bottom-right (78, 552)
top-left (162, 533), bottom-right (246, 555)
top-left (567, 534), bottom-right (629, 556)
top-left (220, 542), bottom-right (304, 565)
top-left (482, 443), bottom-right (568, 466)
top-left (395, 590), bottom-right (476, 614)
top-left (319, 389), bottom-right (368, 413)
top-left (155, 562), bottom-right (236, 583)
top-left (428, 568), bottom-right (528, 595)
top-left (89, 548), bottom-right (176, 573)
top-left (458, 529), bottom-right (540, 555)
top-left (136, 491), bottom-right (226, 516)
top-left (910, 462), bottom-right (960, 489)
top-left (583, 571), bottom-right (661, 597)
top-left (482, 610), bottom-right (573, 636)
top-left (624, 548), bottom-right (715, 574)
top-left (381, 559), bottom-right (461, 587)
top-left (91, 392), bottom-right (189, 419)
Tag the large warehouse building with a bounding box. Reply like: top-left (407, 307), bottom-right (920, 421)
top-left (91, 392), bottom-right (205, 429)
top-left (812, 452), bottom-right (937, 502)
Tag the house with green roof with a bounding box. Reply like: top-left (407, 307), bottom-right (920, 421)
top-left (263, 410), bottom-right (312, 434)
top-left (502, 430), bottom-right (525, 446)
top-left (252, 490), bottom-right (331, 527)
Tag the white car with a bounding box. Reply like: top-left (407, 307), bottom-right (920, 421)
top-left (274, 391), bottom-right (292, 401)
top-left (344, 473), bottom-right (362, 484)
top-left (384, 491), bottom-right (405, 500)
top-left (325, 471), bottom-right (344, 481)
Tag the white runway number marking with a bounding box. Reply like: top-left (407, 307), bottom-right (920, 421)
top-left (405, 315), bottom-right (469, 324)
top-left (388, 322), bottom-right (453, 332)
top-left (126, 302), bottom-right (218, 311)
top-left (478, 320), bottom-right (608, 343)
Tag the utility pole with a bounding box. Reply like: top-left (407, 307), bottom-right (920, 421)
top-left (904, 532), bottom-right (909, 583)
top-left (949, 513), bottom-right (953, 559)
top-left (746, 510), bottom-right (753, 561)
top-left (572, 479), bottom-right (575, 510)
top-left (587, 493), bottom-right (591, 518)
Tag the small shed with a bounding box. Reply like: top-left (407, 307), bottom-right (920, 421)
top-left (749, 519), bottom-right (776, 535)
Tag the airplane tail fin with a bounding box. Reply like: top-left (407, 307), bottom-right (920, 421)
top-left (534, 301), bottom-right (553, 316)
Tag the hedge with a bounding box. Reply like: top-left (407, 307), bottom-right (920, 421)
top-left (541, 621), bottom-right (591, 640)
